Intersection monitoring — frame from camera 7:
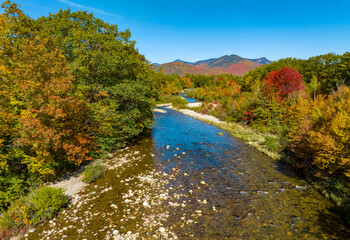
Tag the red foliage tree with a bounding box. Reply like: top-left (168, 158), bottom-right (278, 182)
top-left (262, 67), bottom-right (305, 101)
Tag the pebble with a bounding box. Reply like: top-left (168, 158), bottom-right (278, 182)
top-left (113, 230), bottom-right (119, 235)
top-left (159, 227), bottom-right (166, 233)
top-left (187, 219), bottom-right (194, 224)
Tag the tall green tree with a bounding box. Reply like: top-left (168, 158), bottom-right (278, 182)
top-left (35, 7), bottom-right (157, 151)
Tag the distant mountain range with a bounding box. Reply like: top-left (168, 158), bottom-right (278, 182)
top-left (153, 54), bottom-right (272, 76)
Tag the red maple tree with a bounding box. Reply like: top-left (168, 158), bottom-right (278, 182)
top-left (262, 67), bottom-right (305, 101)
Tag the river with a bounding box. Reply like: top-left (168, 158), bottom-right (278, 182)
top-left (27, 101), bottom-right (349, 239)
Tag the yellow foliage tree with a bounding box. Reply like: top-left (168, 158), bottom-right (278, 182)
top-left (288, 86), bottom-right (350, 178)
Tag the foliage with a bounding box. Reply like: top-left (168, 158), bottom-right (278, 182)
top-left (262, 67), bottom-right (305, 101)
top-left (82, 161), bottom-right (107, 183)
top-left (0, 174), bottom-right (30, 211)
top-left (0, 1), bottom-right (157, 227)
top-left (288, 86), bottom-right (350, 178)
top-left (0, 186), bottom-right (67, 229)
top-left (171, 96), bottom-right (188, 108)
top-left (35, 7), bottom-right (157, 154)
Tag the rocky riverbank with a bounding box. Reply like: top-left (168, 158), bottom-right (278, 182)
top-left (23, 138), bottom-right (218, 240)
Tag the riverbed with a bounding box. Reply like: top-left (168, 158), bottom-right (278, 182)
top-left (26, 106), bottom-right (349, 239)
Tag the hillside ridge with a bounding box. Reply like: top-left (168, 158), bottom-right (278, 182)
top-left (154, 54), bottom-right (271, 75)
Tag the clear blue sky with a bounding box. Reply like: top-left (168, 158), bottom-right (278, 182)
top-left (3, 0), bottom-right (350, 63)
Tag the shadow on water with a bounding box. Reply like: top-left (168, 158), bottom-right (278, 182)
top-left (317, 206), bottom-right (350, 239)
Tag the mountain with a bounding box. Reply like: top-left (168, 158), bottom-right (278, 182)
top-left (155, 62), bottom-right (217, 75)
top-left (246, 57), bottom-right (272, 65)
top-left (154, 54), bottom-right (271, 76)
top-left (171, 59), bottom-right (195, 65)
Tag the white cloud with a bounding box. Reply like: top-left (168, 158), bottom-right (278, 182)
top-left (57, 0), bottom-right (115, 16)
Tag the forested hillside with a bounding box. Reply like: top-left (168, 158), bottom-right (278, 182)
top-left (154, 54), bottom-right (268, 76)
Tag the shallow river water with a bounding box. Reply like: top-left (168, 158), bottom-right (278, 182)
top-left (28, 106), bottom-right (349, 239)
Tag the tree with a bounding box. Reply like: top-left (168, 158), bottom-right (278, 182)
top-left (288, 86), bottom-right (350, 178)
top-left (262, 67), bottom-right (305, 101)
top-left (36, 8), bottom-right (157, 150)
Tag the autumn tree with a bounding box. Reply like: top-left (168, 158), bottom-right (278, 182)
top-left (288, 86), bottom-right (350, 178)
top-left (0, 2), bottom-right (99, 211)
top-left (35, 8), bottom-right (156, 150)
top-left (262, 67), bottom-right (305, 101)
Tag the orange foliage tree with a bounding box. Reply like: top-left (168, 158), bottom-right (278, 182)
top-left (0, 39), bottom-right (95, 177)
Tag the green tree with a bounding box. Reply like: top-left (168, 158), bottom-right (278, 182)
top-left (35, 7), bottom-right (157, 151)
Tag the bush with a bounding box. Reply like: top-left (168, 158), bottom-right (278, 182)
top-left (0, 186), bottom-right (67, 229)
top-left (0, 174), bottom-right (31, 212)
top-left (171, 96), bottom-right (188, 108)
top-left (82, 161), bottom-right (107, 183)
top-left (28, 186), bottom-right (68, 224)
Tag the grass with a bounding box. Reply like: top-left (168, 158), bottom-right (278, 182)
top-left (264, 135), bottom-right (280, 152)
top-left (82, 161), bottom-right (107, 183)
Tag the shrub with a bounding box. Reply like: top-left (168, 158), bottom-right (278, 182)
top-left (0, 186), bottom-right (67, 229)
top-left (0, 174), bottom-right (30, 212)
top-left (82, 161), bottom-right (107, 183)
top-left (28, 186), bottom-right (67, 224)
top-left (171, 96), bottom-right (188, 108)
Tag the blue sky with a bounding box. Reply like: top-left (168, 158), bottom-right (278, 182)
top-left (3, 0), bottom-right (350, 63)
